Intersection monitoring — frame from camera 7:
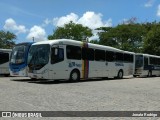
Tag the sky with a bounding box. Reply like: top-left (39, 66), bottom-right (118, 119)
top-left (0, 0), bottom-right (160, 43)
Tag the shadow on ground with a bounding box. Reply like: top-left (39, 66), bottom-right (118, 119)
top-left (10, 77), bottom-right (133, 85)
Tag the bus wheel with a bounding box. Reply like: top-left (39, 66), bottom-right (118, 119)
top-left (30, 78), bottom-right (36, 80)
top-left (117, 70), bottom-right (123, 79)
top-left (70, 70), bottom-right (80, 82)
top-left (4, 74), bottom-right (10, 77)
top-left (148, 71), bottom-right (152, 77)
top-left (133, 75), bottom-right (137, 77)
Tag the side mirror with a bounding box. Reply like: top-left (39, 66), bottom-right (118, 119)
top-left (52, 45), bottom-right (59, 56)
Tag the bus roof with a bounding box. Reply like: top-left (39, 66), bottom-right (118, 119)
top-left (15, 42), bottom-right (34, 46)
top-left (32, 39), bottom-right (135, 54)
top-left (136, 53), bottom-right (160, 58)
top-left (0, 49), bottom-right (12, 52)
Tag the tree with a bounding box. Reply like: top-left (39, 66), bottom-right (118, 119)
top-left (48, 21), bottom-right (93, 41)
top-left (89, 40), bottom-right (99, 44)
top-left (143, 24), bottom-right (160, 55)
top-left (0, 30), bottom-right (16, 48)
top-left (98, 24), bottom-right (146, 52)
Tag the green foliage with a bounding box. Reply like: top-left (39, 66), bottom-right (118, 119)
top-left (98, 24), bottom-right (146, 52)
top-left (143, 24), bottom-right (160, 55)
top-left (89, 40), bottom-right (99, 44)
top-left (96, 27), bottom-right (112, 32)
top-left (48, 21), bottom-right (93, 41)
top-left (0, 30), bottom-right (16, 49)
top-left (48, 20), bottom-right (160, 56)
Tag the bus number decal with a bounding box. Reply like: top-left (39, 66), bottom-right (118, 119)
top-left (68, 62), bottom-right (82, 68)
top-left (115, 62), bottom-right (124, 66)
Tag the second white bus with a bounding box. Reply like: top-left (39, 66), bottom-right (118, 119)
top-left (27, 39), bottom-right (135, 81)
top-left (134, 53), bottom-right (160, 77)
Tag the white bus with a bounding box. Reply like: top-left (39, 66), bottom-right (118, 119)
top-left (134, 53), bottom-right (160, 77)
top-left (0, 49), bottom-right (12, 76)
top-left (27, 39), bottom-right (135, 81)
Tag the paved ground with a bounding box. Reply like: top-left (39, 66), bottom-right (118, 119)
top-left (0, 76), bottom-right (160, 120)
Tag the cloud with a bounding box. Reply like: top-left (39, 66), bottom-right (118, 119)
top-left (144, 0), bottom-right (155, 7)
top-left (26, 25), bottom-right (47, 42)
top-left (41, 18), bottom-right (52, 27)
top-left (104, 18), bottom-right (112, 27)
top-left (52, 11), bottom-right (112, 29)
top-left (3, 18), bottom-right (27, 34)
top-left (88, 30), bottom-right (99, 41)
top-left (78, 12), bottom-right (103, 29)
top-left (53, 13), bottom-right (78, 27)
top-left (78, 11), bottom-right (112, 29)
top-left (3, 18), bottom-right (47, 42)
top-left (51, 11), bottom-right (112, 41)
top-left (157, 5), bottom-right (160, 17)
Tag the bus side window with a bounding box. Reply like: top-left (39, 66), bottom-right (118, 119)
top-left (106, 51), bottom-right (114, 62)
top-left (0, 52), bottom-right (9, 64)
top-left (144, 57), bottom-right (148, 66)
top-left (51, 48), bottom-right (64, 64)
top-left (158, 58), bottom-right (160, 65)
top-left (115, 52), bottom-right (123, 62)
top-left (150, 57), bottom-right (155, 65)
top-left (95, 49), bottom-right (105, 61)
top-left (129, 54), bottom-right (134, 63)
top-left (66, 45), bottom-right (81, 60)
top-left (82, 48), bottom-right (94, 61)
top-left (124, 54), bottom-right (133, 63)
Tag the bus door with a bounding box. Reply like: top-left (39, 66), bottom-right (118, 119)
top-left (106, 61), bottom-right (117, 77)
top-left (105, 51), bottom-right (115, 77)
top-left (144, 56), bottom-right (149, 69)
top-left (49, 46), bottom-right (69, 80)
top-left (134, 55), bottom-right (143, 75)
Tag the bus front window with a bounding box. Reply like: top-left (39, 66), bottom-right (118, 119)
top-left (28, 44), bottom-right (50, 70)
top-left (10, 45), bottom-right (27, 64)
top-left (135, 55), bottom-right (143, 68)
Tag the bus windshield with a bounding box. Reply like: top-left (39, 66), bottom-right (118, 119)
top-left (28, 44), bottom-right (50, 70)
top-left (135, 55), bottom-right (143, 68)
top-left (10, 45), bottom-right (27, 64)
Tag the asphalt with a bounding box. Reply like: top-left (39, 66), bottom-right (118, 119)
top-left (0, 76), bottom-right (160, 120)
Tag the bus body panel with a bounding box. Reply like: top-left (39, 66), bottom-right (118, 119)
top-left (0, 62), bottom-right (10, 75)
top-left (28, 64), bottom-right (50, 79)
top-left (49, 60), bottom-right (75, 80)
top-left (123, 63), bottom-right (134, 76)
top-left (89, 61), bottom-right (104, 78)
top-left (9, 62), bottom-right (27, 76)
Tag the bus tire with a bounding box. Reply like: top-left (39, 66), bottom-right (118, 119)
top-left (69, 70), bottom-right (80, 82)
top-left (148, 71), bottom-right (152, 77)
top-left (30, 78), bottom-right (36, 80)
top-left (4, 74), bottom-right (10, 77)
top-left (117, 70), bottom-right (123, 79)
top-left (133, 75), bottom-right (137, 77)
